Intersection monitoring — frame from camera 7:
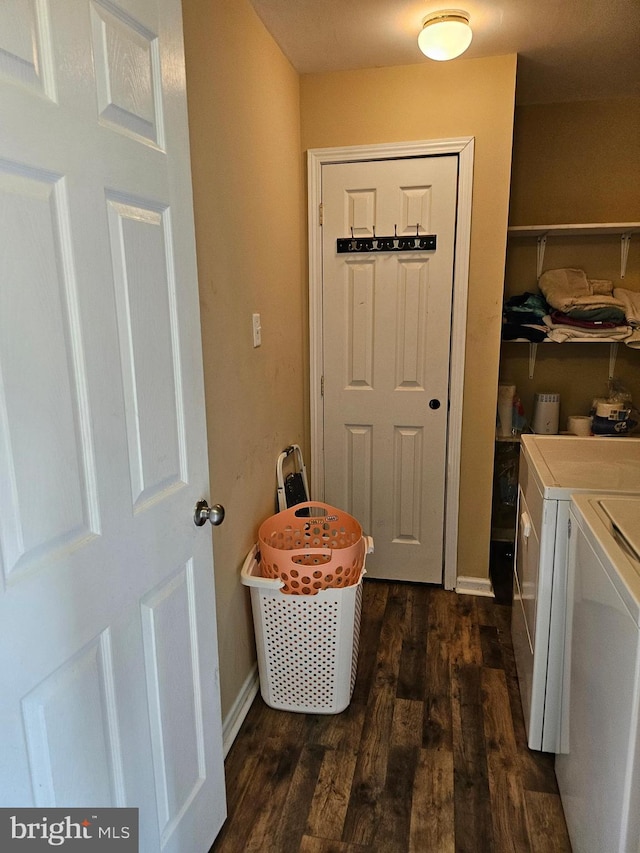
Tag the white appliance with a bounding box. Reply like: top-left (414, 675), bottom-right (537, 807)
top-left (511, 434), bottom-right (640, 752)
top-left (556, 495), bottom-right (640, 853)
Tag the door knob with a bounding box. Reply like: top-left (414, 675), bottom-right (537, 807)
top-left (429, 399), bottom-right (441, 410)
top-left (194, 500), bottom-right (225, 527)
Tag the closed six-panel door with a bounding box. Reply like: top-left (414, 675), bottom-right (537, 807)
top-left (321, 156), bottom-right (458, 583)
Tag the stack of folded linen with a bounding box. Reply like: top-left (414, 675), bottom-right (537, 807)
top-left (501, 292), bottom-right (550, 341)
top-left (614, 288), bottom-right (640, 348)
top-left (538, 268), bottom-right (632, 343)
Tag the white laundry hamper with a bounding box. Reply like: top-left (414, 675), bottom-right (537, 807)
top-left (241, 538), bottom-right (372, 714)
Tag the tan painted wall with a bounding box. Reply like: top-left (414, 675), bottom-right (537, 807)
top-left (509, 99), bottom-right (640, 226)
top-left (182, 0), bottom-right (306, 718)
top-left (502, 99), bottom-right (640, 431)
top-left (300, 56), bottom-right (518, 582)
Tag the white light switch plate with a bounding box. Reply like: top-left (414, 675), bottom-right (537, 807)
top-left (252, 313), bottom-right (261, 347)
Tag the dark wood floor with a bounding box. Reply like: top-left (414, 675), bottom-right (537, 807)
top-left (211, 557), bottom-right (571, 852)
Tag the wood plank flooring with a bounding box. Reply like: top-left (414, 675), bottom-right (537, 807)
top-left (211, 574), bottom-right (571, 852)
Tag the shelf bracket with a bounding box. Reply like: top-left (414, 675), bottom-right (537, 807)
top-left (528, 342), bottom-right (538, 379)
top-left (621, 233), bottom-right (632, 279)
top-left (609, 342), bottom-right (619, 380)
top-left (536, 234), bottom-right (547, 280)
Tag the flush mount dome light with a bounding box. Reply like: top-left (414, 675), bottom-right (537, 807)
top-left (418, 9), bottom-right (473, 61)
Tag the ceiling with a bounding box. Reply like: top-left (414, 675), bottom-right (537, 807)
top-left (249, 0), bottom-right (640, 104)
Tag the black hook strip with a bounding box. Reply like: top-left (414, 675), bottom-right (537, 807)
top-left (337, 234), bottom-right (437, 253)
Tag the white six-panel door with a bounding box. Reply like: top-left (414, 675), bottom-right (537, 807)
top-left (0, 1), bottom-right (226, 850)
top-left (321, 156), bottom-right (458, 584)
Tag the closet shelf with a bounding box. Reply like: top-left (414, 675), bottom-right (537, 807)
top-left (507, 222), bottom-right (640, 279)
top-left (502, 337), bottom-right (625, 344)
top-left (503, 221), bottom-right (638, 378)
top-left (507, 223), bottom-right (640, 238)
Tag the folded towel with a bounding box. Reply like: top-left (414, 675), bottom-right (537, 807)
top-left (542, 314), bottom-right (631, 342)
top-left (614, 288), bottom-right (640, 327)
top-left (566, 306), bottom-right (627, 323)
top-left (539, 268), bottom-right (625, 313)
top-left (624, 329), bottom-right (640, 348)
top-left (548, 310), bottom-right (622, 330)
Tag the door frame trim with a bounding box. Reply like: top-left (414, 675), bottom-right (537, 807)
top-left (307, 137), bottom-right (474, 591)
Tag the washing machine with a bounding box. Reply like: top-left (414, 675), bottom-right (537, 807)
top-left (556, 494), bottom-right (640, 853)
top-left (511, 434), bottom-right (640, 752)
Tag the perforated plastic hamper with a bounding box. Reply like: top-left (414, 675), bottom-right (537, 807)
top-left (241, 540), bottom-right (372, 714)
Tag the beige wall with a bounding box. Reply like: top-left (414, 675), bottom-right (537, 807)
top-left (502, 98), bottom-right (640, 430)
top-left (182, 0), bottom-right (307, 717)
top-left (301, 56), bottom-right (518, 582)
top-left (509, 99), bottom-right (640, 226)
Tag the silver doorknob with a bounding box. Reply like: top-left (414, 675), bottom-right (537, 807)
top-left (194, 500), bottom-right (225, 527)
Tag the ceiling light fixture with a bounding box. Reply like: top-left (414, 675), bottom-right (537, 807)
top-left (418, 9), bottom-right (473, 61)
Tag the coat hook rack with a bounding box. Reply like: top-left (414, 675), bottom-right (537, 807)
top-left (337, 223), bottom-right (436, 254)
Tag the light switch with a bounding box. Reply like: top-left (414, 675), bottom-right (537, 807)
top-left (252, 313), bottom-right (262, 347)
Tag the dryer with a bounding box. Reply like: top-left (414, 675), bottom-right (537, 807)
top-left (511, 435), bottom-right (640, 752)
top-left (556, 494), bottom-right (640, 853)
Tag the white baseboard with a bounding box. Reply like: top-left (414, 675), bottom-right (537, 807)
top-left (222, 663), bottom-right (260, 757)
top-left (455, 576), bottom-right (495, 598)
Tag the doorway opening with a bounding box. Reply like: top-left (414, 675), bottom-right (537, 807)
top-left (307, 138), bottom-right (474, 589)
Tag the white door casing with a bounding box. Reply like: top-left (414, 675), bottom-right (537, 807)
top-left (0, 1), bottom-right (226, 850)
top-left (308, 139), bottom-right (474, 590)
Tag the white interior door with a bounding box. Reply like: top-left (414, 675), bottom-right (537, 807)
top-left (321, 156), bottom-right (458, 583)
top-left (0, 1), bottom-right (226, 850)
